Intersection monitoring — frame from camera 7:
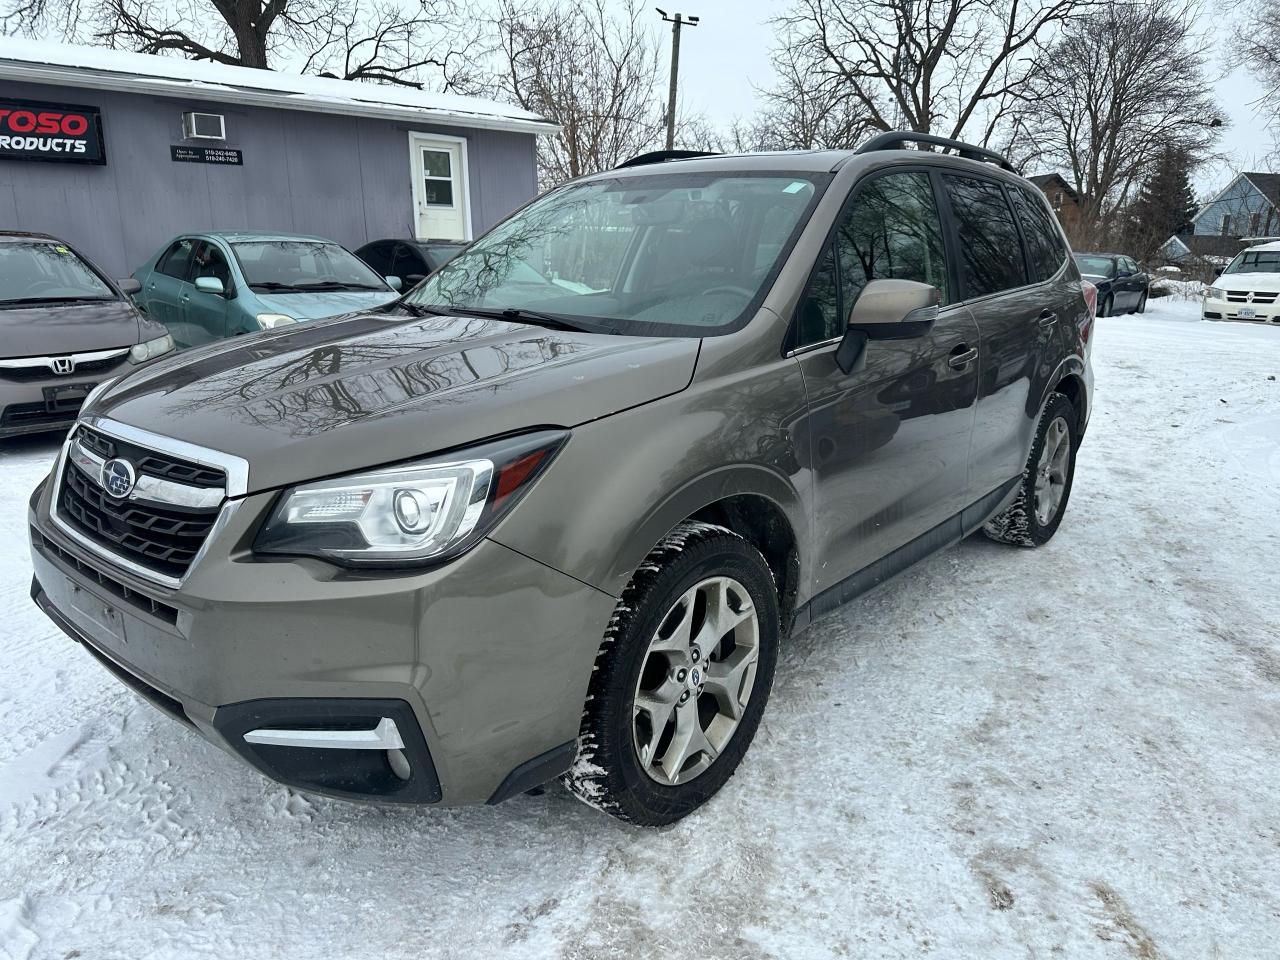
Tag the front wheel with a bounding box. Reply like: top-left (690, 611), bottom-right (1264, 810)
top-left (1134, 291), bottom-right (1148, 314)
top-left (983, 392), bottom-right (1079, 547)
top-left (563, 522), bottom-right (779, 825)
top-left (1098, 295), bottom-right (1113, 318)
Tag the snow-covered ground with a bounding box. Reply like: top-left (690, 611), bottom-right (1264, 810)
top-left (2, 298), bottom-right (1279, 959)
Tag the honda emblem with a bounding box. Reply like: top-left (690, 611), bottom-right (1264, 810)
top-left (50, 356), bottom-right (75, 375)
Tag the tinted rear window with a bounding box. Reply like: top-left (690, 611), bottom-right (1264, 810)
top-left (943, 175), bottom-right (1028, 298)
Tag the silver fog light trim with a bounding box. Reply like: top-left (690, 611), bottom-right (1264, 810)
top-left (242, 717), bottom-right (405, 750)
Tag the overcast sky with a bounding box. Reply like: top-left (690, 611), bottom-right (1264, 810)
top-left (653, 0), bottom-right (1274, 197)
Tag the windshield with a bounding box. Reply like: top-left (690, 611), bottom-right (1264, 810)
top-left (405, 172), bottom-right (825, 336)
top-left (0, 240), bottom-right (116, 306)
top-left (231, 241), bottom-right (390, 291)
top-left (1224, 250), bottom-right (1280, 274)
top-left (1074, 255), bottom-right (1115, 278)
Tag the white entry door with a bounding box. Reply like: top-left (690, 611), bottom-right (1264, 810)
top-left (409, 133), bottom-right (470, 241)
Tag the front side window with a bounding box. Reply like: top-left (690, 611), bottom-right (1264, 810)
top-left (191, 241), bottom-right (232, 291)
top-left (232, 241), bottom-right (390, 292)
top-left (943, 175), bottom-right (1028, 298)
top-left (0, 240), bottom-right (115, 305)
top-left (1013, 185), bottom-right (1067, 282)
top-left (405, 173), bottom-right (825, 336)
top-left (791, 171), bottom-right (949, 349)
top-left (1224, 249), bottom-right (1280, 274)
top-left (836, 171), bottom-right (950, 308)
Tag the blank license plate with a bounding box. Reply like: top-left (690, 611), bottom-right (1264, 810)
top-left (66, 582), bottom-right (127, 647)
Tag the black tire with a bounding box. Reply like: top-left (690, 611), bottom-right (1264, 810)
top-left (1098, 295), bottom-right (1113, 318)
top-left (563, 521), bottom-right (780, 825)
top-left (1134, 291), bottom-right (1147, 314)
top-left (982, 392), bottom-right (1079, 547)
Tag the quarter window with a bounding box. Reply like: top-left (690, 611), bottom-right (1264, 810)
top-left (943, 175), bottom-right (1028, 298)
top-left (1012, 185), bottom-right (1067, 282)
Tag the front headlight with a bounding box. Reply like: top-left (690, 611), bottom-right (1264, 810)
top-left (254, 430), bottom-right (568, 567)
top-left (1204, 286), bottom-right (1225, 300)
top-left (256, 313), bottom-right (297, 329)
top-left (129, 333), bottom-right (175, 364)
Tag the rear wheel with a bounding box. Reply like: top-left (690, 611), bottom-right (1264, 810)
top-left (563, 522), bottom-right (779, 825)
top-left (983, 392), bottom-right (1078, 547)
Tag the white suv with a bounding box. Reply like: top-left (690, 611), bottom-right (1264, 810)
top-left (1203, 241), bottom-right (1280, 324)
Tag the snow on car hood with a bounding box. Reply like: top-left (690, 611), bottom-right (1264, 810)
top-left (254, 289), bottom-right (401, 321)
top-left (1212, 272), bottom-right (1280, 292)
top-left (92, 308), bottom-right (700, 493)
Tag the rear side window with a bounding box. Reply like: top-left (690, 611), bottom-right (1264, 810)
top-left (157, 239), bottom-right (194, 280)
top-left (943, 175), bottom-right (1027, 298)
top-left (1012, 185), bottom-right (1068, 282)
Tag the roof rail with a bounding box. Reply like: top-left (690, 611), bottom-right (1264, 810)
top-left (615, 149), bottom-right (721, 169)
top-left (856, 132), bottom-right (1019, 174)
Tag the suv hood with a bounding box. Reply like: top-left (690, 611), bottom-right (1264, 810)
top-left (1213, 271), bottom-right (1280, 292)
top-left (0, 299), bottom-right (140, 358)
top-left (254, 290), bottom-right (401, 320)
top-left (94, 309), bottom-right (700, 493)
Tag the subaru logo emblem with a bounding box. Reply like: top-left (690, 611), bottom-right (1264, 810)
top-left (100, 458), bottom-right (136, 499)
top-left (51, 356), bottom-right (75, 375)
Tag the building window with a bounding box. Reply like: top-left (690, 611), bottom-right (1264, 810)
top-left (1221, 214), bottom-right (1231, 236)
top-left (1251, 212), bottom-right (1262, 235)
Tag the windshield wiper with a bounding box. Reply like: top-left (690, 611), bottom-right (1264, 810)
top-left (437, 305), bottom-right (603, 333)
top-left (0, 296), bottom-right (113, 307)
top-left (249, 280), bottom-right (385, 292)
top-left (291, 281), bottom-right (387, 291)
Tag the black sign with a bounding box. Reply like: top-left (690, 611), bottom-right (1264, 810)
top-left (171, 145), bottom-right (243, 165)
top-left (0, 98), bottom-right (105, 165)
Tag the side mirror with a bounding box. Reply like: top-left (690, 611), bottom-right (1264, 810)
top-left (194, 276), bottom-right (225, 295)
top-left (835, 279), bottom-right (941, 375)
top-left (117, 278), bottom-right (142, 295)
top-left (385, 275), bottom-right (403, 291)
top-left (1213, 266), bottom-right (1225, 277)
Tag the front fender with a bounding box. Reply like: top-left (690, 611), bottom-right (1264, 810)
top-left (487, 353), bottom-right (813, 599)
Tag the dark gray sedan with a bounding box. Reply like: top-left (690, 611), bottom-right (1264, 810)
top-left (0, 232), bottom-right (173, 439)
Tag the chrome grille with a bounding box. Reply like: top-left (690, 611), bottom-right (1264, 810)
top-left (55, 425), bottom-right (228, 580)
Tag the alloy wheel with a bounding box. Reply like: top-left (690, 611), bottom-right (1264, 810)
top-left (631, 576), bottom-right (760, 786)
top-left (1033, 416), bottom-right (1070, 525)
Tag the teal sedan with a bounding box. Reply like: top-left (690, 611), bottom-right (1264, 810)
top-left (132, 232), bottom-right (403, 348)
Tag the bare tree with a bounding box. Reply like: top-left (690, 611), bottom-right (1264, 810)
top-left (773, 0), bottom-right (1094, 147)
top-left (496, 0), bottom-right (665, 186)
top-left (1022, 1), bottom-right (1224, 248)
top-left (3, 0), bottom-right (485, 91)
top-left (734, 21), bottom-right (874, 151)
top-left (1243, 0), bottom-right (1280, 139)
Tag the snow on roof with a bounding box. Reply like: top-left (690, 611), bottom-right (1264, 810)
top-left (0, 38), bottom-right (559, 136)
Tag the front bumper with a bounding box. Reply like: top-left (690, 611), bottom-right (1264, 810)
top-left (28, 473), bottom-right (616, 805)
top-left (1, 368), bottom-right (125, 439)
top-left (1202, 296), bottom-right (1280, 324)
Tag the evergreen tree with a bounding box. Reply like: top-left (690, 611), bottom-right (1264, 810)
top-left (1127, 146), bottom-right (1199, 258)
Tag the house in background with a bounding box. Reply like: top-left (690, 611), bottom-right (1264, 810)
top-left (0, 38), bottom-right (557, 277)
top-left (1027, 173), bottom-right (1083, 237)
top-left (1159, 172), bottom-right (1280, 265)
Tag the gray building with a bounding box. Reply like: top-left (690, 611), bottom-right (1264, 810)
top-left (0, 39), bottom-right (555, 277)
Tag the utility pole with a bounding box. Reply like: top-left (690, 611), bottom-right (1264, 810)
top-left (656, 8), bottom-right (698, 151)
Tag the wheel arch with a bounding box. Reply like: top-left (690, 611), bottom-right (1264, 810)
top-left (605, 465), bottom-right (808, 634)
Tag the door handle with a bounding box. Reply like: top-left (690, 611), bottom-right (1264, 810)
top-left (180, 294), bottom-right (190, 303)
top-left (1038, 311), bottom-right (1058, 328)
top-left (947, 344), bottom-right (978, 369)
